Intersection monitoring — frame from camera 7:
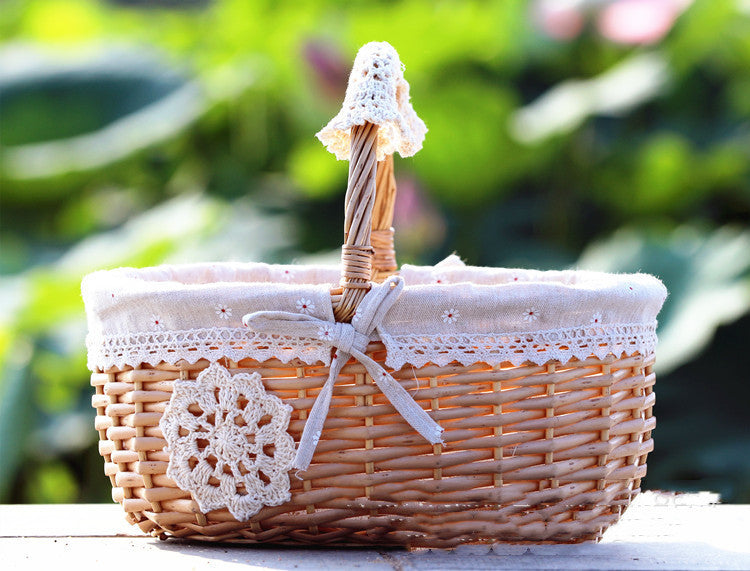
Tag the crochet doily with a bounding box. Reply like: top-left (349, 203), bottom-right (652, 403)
top-left (316, 41), bottom-right (427, 160)
top-left (160, 363), bottom-right (295, 521)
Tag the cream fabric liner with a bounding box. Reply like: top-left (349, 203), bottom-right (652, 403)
top-left (82, 256), bottom-right (667, 372)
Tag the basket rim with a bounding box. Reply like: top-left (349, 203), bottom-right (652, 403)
top-left (82, 258), bottom-right (666, 373)
top-left (82, 258), bottom-right (666, 294)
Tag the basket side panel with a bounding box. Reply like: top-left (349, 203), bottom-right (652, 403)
top-left (90, 348), bottom-right (655, 545)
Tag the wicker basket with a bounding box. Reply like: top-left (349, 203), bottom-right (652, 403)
top-left (83, 42), bottom-right (666, 546)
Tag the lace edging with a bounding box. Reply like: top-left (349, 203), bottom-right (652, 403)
top-left (380, 322), bottom-right (658, 369)
top-left (86, 327), bottom-right (332, 371)
top-left (87, 322), bottom-right (657, 372)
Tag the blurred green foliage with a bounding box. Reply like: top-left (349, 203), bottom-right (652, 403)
top-left (0, 0), bottom-right (749, 504)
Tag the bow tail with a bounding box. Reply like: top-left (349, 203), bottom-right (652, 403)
top-left (293, 354), bottom-right (347, 471)
top-left (355, 351), bottom-right (444, 446)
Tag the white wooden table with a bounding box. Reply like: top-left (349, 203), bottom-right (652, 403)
top-left (2, 492), bottom-right (749, 570)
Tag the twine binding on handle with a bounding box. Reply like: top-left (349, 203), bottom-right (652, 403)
top-left (243, 275), bottom-right (444, 471)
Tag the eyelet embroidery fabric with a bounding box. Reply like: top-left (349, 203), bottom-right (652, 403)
top-left (159, 363), bottom-right (295, 521)
top-left (82, 259), bottom-right (667, 372)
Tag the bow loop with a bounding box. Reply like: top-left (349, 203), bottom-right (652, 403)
top-left (242, 311), bottom-right (322, 339)
top-left (353, 275), bottom-right (405, 334)
top-left (242, 275), bottom-right (443, 471)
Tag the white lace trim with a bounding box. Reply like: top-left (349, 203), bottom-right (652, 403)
top-left (87, 322), bottom-right (657, 371)
top-left (160, 363), bottom-right (295, 521)
top-left (86, 327), bottom-right (332, 371)
top-left (380, 322), bottom-right (658, 369)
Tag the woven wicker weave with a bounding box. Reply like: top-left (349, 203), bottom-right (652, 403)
top-left (93, 350), bottom-right (654, 545)
top-left (87, 44), bottom-right (659, 546)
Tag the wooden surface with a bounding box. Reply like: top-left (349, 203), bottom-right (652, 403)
top-left (1, 492), bottom-right (749, 570)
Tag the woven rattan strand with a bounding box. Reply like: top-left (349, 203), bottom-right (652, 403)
top-left (371, 154), bottom-right (398, 282)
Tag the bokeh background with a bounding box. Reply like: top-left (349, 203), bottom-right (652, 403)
top-left (1, 0), bottom-right (749, 505)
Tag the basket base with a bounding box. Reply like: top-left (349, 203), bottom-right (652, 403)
top-left (124, 489), bottom-right (639, 547)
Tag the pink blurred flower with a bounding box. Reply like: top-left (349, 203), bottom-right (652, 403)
top-left (393, 176), bottom-right (446, 258)
top-left (532, 0), bottom-right (691, 45)
top-left (303, 40), bottom-right (349, 101)
top-left (533, 0), bottom-right (586, 40)
top-left (597, 0), bottom-right (689, 45)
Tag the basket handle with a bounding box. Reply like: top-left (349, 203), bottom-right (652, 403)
top-left (322, 42), bottom-right (425, 321)
top-left (331, 122), bottom-right (391, 322)
top-left (372, 153), bottom-right (398, 282)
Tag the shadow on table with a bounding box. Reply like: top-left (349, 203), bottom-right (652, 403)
top-left (151, 539), bottom-right (750, 570)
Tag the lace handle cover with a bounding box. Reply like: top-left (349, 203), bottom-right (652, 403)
top-left (316, 41), bottom-right (427, 321)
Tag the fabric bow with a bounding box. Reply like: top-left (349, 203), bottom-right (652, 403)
top-left (242, 276), bottom-right (443, 471)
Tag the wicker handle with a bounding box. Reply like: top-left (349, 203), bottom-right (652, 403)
top-left (331, 122), bottom-right (397, 322)
top-left (372, 153), bottom-right (398, 282)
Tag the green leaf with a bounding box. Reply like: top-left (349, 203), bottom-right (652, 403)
top-left (0, 48), bottom-right (207, 189)
top-left (631, 133), bottom-right (695, 211)
top-left (24, 461), bottom-right (78, 503)
top-left (288, 138), bottom-right (347, 198)
top-left (413, 79), bottom-right (523, 206)
top-left (509, 52), bottom-right (670, 144)
top-left (0, 336), bottom-right (34, 500)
